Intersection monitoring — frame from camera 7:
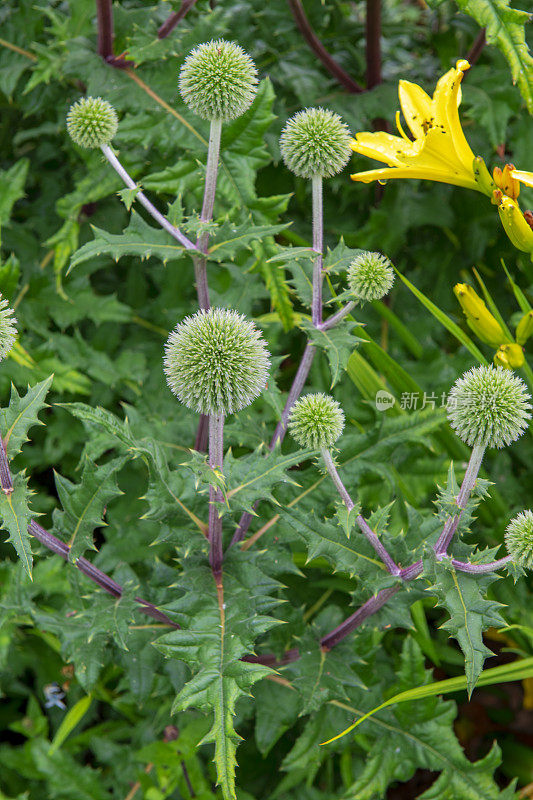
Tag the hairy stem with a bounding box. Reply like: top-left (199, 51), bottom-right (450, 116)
top-left (100, 145), bottom-right (195, 250)
top-left (157, 0), bottom-right (198, 38)
top-left (209, 413), bottom-right (225, 578)
top-left (311, 175), bottom-right (323, 327)
top-left (321, 586), bottom-right (399, 650)
top-left (29, 520), bottom-right (179, 627)
top-left (320, 301), bottom-right (356, 331)
top-left (434, 443), bottom-right (485, 555)
top-left (193, 118), bottom-right (222, 310)
top-left (287, 0), bottom-right (363, 93)
top-left (321, 448), bottom-right (400, 575)
top-left (451, 555), bottom-right (512, 574)
top-left (0, 437), bottom-right (13, 494)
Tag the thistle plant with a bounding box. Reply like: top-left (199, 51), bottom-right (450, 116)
top-left (164, 308), bottom-right (269, 577)
top-left (5, 27), bottom-right (533, 800)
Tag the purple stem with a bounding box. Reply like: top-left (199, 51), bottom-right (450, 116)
top-left (157, 0), bottom-right (198, 38)
top-left (96, 0), bottom-right (113, 61)
top-left (29, 521), bottom-right (179, 628)
top-left (0, 437), bottom-right (13, 494)
top-left (434, 443), bottom-right (485, 555)
top-left (321, 586), bottom-right (399, 650)
top-left (321, 448), bottom-right (400, 575)
top-left (319, 301), bottom-right (357, 331)
top-left (287, 0), bottom-right (364, 93)
top-left (452, 555), bottom-right (512, 574)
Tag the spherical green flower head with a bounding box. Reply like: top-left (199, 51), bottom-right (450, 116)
top-left (0, 295), bottom-right (16, 362)
top-left (288, 393), bottom-right (345, 449)
top-left (164, 308), bottom-right (270, 416)
top-left (347, 251), bottom-right (394, 301)
top-left (447, 365), bottom-right (532, 448)
top-left (280, 108), bottom-right (352, 179)
top-left (505, 510), bottom-right (533, 569)
top-left (66, 97), bottom-right (118, 148)
top-left (179, 40), bottom-right (258, 122)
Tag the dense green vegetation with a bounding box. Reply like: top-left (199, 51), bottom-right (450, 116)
top-left (1, 1), bottom-right (533, 797)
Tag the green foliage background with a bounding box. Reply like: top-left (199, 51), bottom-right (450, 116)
top-left (0, 0), bottom-right (533, 797)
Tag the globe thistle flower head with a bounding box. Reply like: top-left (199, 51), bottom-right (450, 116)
top-left (280, 108), bottom-right (352, 179)
top-left (347, 251), bottom-right (395, 301)
top-left (163, 308), bottom-right (270, 416)
top-left (0, 295), bottom-right (16, 362)
top-left (288, 393), bottom-right (345, 449)
top-left (447, 365), bottom-right (531, 448)
top-left (179, 40), bottom-right (258, 122)
top-left (505, 510), bottom-right (533, 569)
top-left (66, 97), bottom-right (118, 148)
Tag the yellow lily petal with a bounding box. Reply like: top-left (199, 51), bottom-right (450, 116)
top-left (351, 132), bottom-right (416, 167)
top-left (433, 59), bottom-right (475, 173)
top-left (398, 79), bottom-right (434, 139)
top-left (511, 169), bottom-right (533, 188)
top-left (350, 166), bottom-right (481, 190)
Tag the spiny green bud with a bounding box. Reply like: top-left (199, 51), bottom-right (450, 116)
top-left (347, 251), bottom-right (394, 301)
top-left (66, 97), bottom-right (118, 148)
top-left (447, 365), bottom-right (531, 448)
top-left (179, 40), bottom-right (258, 122)
top-left (505, 510), bottom-right (533, 569)
top-left (288, 393), bottom-right (345, 449)
top-left (163, 308), bottom-right (270, 416)
top-left (280, 108), bottom-right (352, 179)
top-left (0, 295), bottom-right (16, 361)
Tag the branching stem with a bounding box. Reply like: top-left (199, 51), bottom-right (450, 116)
top-left (100, 144), bottom-right (195, 250)
top-left (321, 448), bottom-right (400, 575)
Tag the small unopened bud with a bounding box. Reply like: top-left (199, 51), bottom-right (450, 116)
top-left (494, 343), bottom-right (525, 369)
top-left (447, 365), bottom-right (531, 449)
top-left (179, 40), bottom-right (258, 122)
top-left (280, 108), bottom-right (352, 180)
top-left (453, 283), bottom-right (506, 348)
top-left (66, 97), bottom-right (118, 149)
top-left (493, 164), bottom-right (520, 200)
top-left (288, 393), bottom-right (345, 449)
top-left (347, 252), bottom-right (394, 301)
top-left (505, 510), bottom-right (533, 569)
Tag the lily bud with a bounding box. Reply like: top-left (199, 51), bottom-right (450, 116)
top-left (472, 156), bottom-right (496, 197)
top-left (493, 164), bottom-right (520, 200)
top-left (496, 194), bottom-right (533, 257)
top-left (453, 283), bottom-right (507, 348)
top-left (516, 311), bottom-right (533, 346)
top-left (494, 343), bottom-right (525, 369)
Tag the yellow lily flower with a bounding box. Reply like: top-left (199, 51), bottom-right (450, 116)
top-left (350, 60), bottom-right (484, 193)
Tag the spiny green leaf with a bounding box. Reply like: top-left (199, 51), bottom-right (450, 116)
top-left (0, 471), bottom-right (33, 577)
top-left (302, 319), bottom-right (362, 387)
top-left (1, 375), bottom-right (54, 459)
top-left (424, 550), bottom-right (505, 695)
top-left (0, 158), bottom-right (29, 225)
top-left (454, 0), bottom-right (533, 113)
top-left (156, 556), bottom-right (281, 799)
top-left (52, 456), bottom-right (126, 562)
